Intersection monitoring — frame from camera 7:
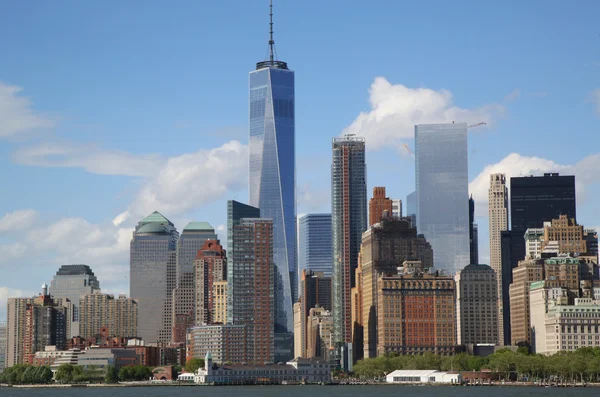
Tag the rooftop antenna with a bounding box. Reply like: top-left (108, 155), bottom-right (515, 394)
top-left (269, 0), bottom-right (275, 62)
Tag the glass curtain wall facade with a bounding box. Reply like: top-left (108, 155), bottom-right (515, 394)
top-left (298, 214), bottom-right (333, 280)
top-left (331, 135), bottom-right (367, 345)
top-left (49, 265), bottom-right (100, 338)
top-left (415, 123), bottom-right (470, 275)
top-left (130, 211), bottom-right (179, 344)
top-left (249, 62), bottom-right (296, 335)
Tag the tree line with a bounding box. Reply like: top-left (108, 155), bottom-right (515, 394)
top-left (0, 365), bottom-right (53, 384)
top-left (352, 347), bottom-right (600, 383)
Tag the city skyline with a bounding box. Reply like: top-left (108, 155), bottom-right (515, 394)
top-left (1, 0), bottom-right (600, 317)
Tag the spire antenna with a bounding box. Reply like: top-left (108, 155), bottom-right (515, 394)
top-left (269, 0), bottom-right (275, 62)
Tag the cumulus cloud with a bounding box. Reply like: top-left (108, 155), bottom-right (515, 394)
top-left (113, 140), bottom-right (248, 225)
top-left (0, 209), bottom-right (38, 232)
top-left (0, 242), bottom-right (28, 264)
top-left (588, 89), bottom-right (600, 114)
top-left (13, 142), bottom-right (164, 177)
top-left (469, 153), bottom-right (600, 216)
top-left (0, 82), bottom-right (54, 138)
top-left (342, 77), bottom-right (505, 150)
top-left (297, 183), bottom-right (330, 213)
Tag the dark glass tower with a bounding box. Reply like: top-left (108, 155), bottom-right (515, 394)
top-left (469, 196), bottom-right (479, 265)
top-left (248, 1), bottom-right (296, 339)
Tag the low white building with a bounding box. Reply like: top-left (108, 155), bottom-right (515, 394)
top-left (386, 370), bottom-right (462, 384)
top-left (194, 353), bottom-right (331, 385)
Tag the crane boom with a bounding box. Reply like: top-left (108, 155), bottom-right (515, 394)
top-left (468, 122), bottom-right (487, 128)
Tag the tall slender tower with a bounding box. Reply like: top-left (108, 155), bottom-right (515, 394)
top-left (248, 0), bottom-right (296, 341)
top-left (331, 135), bottom-right (367, 346)
top-left (488, 173), bottom-right (508, 344)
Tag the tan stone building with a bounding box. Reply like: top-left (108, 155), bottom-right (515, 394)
top-left (212, 280), bottom-right (227, 324)
top-left (79, 292), bottom-right (138, 340)
top-left (455, 264), bottom-right (499, 345)
top-left (194, 240), bottom-right (227, 325)
top-left (305, 307), bottom-right (333, 361)
top-left (488, 173), bottom-right (508, 344)
top-left (6, 297), bottom-right (33, 367)
top-left (542, 215), bottom-right (586, 254)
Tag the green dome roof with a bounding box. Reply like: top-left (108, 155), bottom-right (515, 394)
top-left (136, 223), bottom-right (171, 234)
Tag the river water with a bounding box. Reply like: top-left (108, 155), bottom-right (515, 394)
top-left (0, 385), bottom-right (598, 397)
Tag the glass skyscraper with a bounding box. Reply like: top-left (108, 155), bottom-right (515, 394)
top-left (49, 264), bottom-right (100, 338)
top-left (331, 135), bottom-right (367, 345)
top-left (415, 123), bottom-right (470, 275)
top-left (248, 8), bottom-right (296, 337)
top-left (298, 214), bottom-right (333, 281)
top-left (130, 211), bottom-right (179, 343)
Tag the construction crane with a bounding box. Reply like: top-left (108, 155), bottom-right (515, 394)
top-left (468, 122), bottom-right (487, 128)
top-left (402, 143), bottom-right (414, 158)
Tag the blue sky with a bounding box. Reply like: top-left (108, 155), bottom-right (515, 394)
top-left (0, 0), bottom-right (599, 318)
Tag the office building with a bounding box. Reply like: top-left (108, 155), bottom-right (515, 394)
top-left (469, 196), bottom-right (479, 265)
top-left (488, 173), bottom-right (508, 344)
top-left (358, 217), bottom-right (434, 358)
top-left (406, 191), bottom-right (417, 228)
top-left (306, 307), bottom-right (334, 361)
top-left (195, 239), bottom-right (227, 325)
top-left (0, 321), bottom-right (6, 371)
top-left (298, 270), bottom-right (332, 357)
top-left (391, 199), bottom-right (402, 218)
top-left (415, 123), bottom-right (470, 275)
top-left (49, 264), bottom-right (100, 338)
top-left (455, 264), bottom-right (498, 345)
top-left (369, 187), bottom-right (393, 227)
top-left (172, 222), bottom-right (217, 344)
top-left (298, 214), bottom-right (332, 279)
top-left (377, 265), bottom-right (456, 356)
top-left (331, 135), bottom-right (367, 345)
top-left (6, 297), bottom-right (33, 366)
top-left (229, 216), bottom-right (275, 364)
top-left (130, 211), bottom-right (179, 344)
top-left (248, 3), bottom-right (296, 342)
top-left (78, 292), bottom-right (137, 340)
top-left (212, 281), bottom-right (228, 325)
top-left (186, 325), bottom-right (247, 364)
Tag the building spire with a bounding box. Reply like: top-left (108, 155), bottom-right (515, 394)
top-left (269, 0), bottom-right (275, 62)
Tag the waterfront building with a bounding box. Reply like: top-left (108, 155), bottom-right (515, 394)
top-left (49, 264), bottom-right (100, 338)
top-left (298, 213), bottom-right (332, 279)
top-left (78, 292), bottom-right (137, 340)
top-left (369, 187), bottom-right (393, 227)
top-left (331, 135), bottom-right (367, 346)
top-left (194, 240), bottom-right (227, 326)
top-left (455, 264), bottom-right (499, 345)
top-left (386, 370), bottom-right (462, 384)
top-left (415, 122), bottom-right (470, 275)
top-left (229, 216), bottom-right (275, 364)
top-left (186, 324), bottom-right (247, 364)
top-left (172, 222), bottom-right (217, 343)
top-left (6, 297), bottom-right (33, 366)
top-left (248, 2), bottom-right (296, 347)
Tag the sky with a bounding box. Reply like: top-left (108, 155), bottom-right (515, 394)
top-left (0, 0), bottom-right (599, 319)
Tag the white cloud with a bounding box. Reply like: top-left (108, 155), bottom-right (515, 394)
top-left (0, 286), bottom-right (36, 319)
top-left (297, 183), bottom-right (330, 213)
top-left (115, 140), bottom-right (248, 224)
top-left (0, 242), bottom-right (28, 264)
top-left (469, 153), bottom-right (600, 216)
top-left (0, 209), bottom-right (38, 232)
top-left (342, 77), bottom-right (504, 150)
top-left (13, 142), bottom-right (164, 177)
top-left (0, 82), bottom-right (54, 138)
top-left (588, 89), bottom-right (600, 114)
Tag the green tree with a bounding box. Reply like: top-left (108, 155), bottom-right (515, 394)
top-left (184, 358), bottom-right (205, 373)
top-left (105, 365), bottom-right (118, 383)
top-left (55, 364), bottom-right (74, 383)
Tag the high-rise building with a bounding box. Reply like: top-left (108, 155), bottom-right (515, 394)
top-left (369, 187), bottom-right (393, 227)
top-left (186, 324), bottom-right (247, 364)
top-left (415, 123), bottom-right (469, 275)
top-left (525, 216), bottom-right (588, 259)
top-left (469, 196), bottom-right (479, 265)
top-left (229, 216), bottom-right (275, 364)
top-left (376, 266), bottom-right (456, 356)
top-left (248, 1), bottom-right (296, 338)
top-left (49, 264), bottom-right (100, 338)
top-left (0, 321), bottom-right (7, 371)
top-left (455, 264), bottom-right (499, 345)
top-left (79, 292), bottom-right (137, 341)
top-left (297, 270), bottom-right (332, 357)
top-left (6, 297), bottom-right (34, 367)
top-left (305, 307), bottom-right (334, 361)
top-left (391, 199), bottom-right (402, 218)
top-left (172, 222), bottom-right (217, 344)
top-left (212, 281), bottom-right (228, 325)
top-left (406, 191), bottom-right (417, 228)
top-left (298, 214), bottom-right (332, 280)
top-left (357, 217), bottom-right (434, 358)
top-left (195, 240), bottom-right (227, 326)
top-left (331, 135), bottom-right (367, 346)
top-left (488, 173), bottom-right (508, 345)
top-left (130, 211), bottom-right (179, 344)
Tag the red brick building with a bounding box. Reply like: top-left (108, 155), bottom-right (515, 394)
top-left (369, 187), bottom-right (393, 227)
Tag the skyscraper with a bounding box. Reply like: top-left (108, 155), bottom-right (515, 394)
top-left (130, 211), bottom-right (179, 344)
top-left (298, 270), bottom-right (332, 358)
top-left (172, 222), bottom-right (217, 343)
top-left (79, 292), bottom-right (138, 341)
top-left (469, 196), bottom-right (479, 265)
top-left (49, 264), bottom-right (100, 338)
top-left (488, 173), bottom-right (508, 345)
top-left (194, 240), bottom-right (227, 326)
top-left (6, 297), bottom-right (33, 367)
top-left (415, 123), bottom-right (469, 275)
top-left (369, 187), bottom-right (393, 227)
top-left (331, 135), bottom-right (367, 345)
top-left (248, 1), bottom-right (296, 336)
top-left (298, 214), bottom-right (332, 279)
